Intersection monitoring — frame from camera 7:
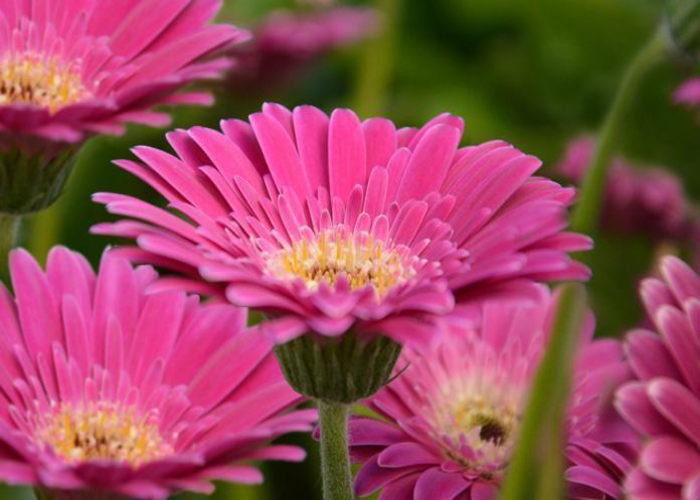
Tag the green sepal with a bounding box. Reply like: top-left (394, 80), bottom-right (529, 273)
top-left (0, 145), bottom-right (78, 215)
top-left (274, 333), bottom-right (402, 404)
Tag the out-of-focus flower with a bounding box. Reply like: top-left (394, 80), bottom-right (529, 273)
top-left (616, 256), bottom-right (700, 499)
top-left (94, 103), bottom-right (590, 349)
top-left (349, 287), bottom-right (638, 500)
top-left (675, 77), bottom-right (700, 107)
top-left (229, 7), bottom-right (377, 91)
top-left (667, 0), bottom-right (700, 115)
top-left (0, 247), bottom-right (315, 499)
top-left (556, 136), bottom-right (692, 241)
top-left (0, 0), bottom-right (248, 214)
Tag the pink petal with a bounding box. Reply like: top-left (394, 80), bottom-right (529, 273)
top-left (683, 475), bottom-right (700, 500)
top-left (661, 256), bottom-right (700, 305)
top-left (348, 417), bottom-right (406, 446)
top-left (565, 465), bottom-right (621, 498)
top-left (354, 455), bottom-right (424, 497)
top-left (616, 382), bottom-right (681, 438)
top-left (377, 442), bottom-right (439, 468)
top-left (363, 117), bottom-right (397, 169)
top-left (649, 378), bottom-right (700, 447)
top-left (329, 108), bottom-right (366, 200)
top-left (641, 437), bottom-right (700, 484)
top-left (655, 306), bottom-right (700, 393)
top-left (250, 111), bottom-right (310, 197)
top-left (378, 472), bottom-right (420, 500)
top-left (293, 105), bottom-right (330, 191)
top-left (625, 329), bottom-right (682, 381)
top-left (625, 467), bottom-right (681, 500)
top-left (396, 124), bottom-right (461, 203)
top-left (413, 467), bottom-right (469, 500)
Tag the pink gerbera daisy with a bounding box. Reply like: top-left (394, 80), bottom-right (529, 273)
top-left (93, 103), bottom-right (591, 351)
top-left (0, 0), bottom-right (248, 214)
top-left (616, 256), bottom-right (700, 499)
top-left (0, 0), bottom-right (247, 143)
top-left (556, 136), bottom-right (691, 241)
top-left (0, 247), bottom-right (315, 499)
top-left (348, 287), bottom-right (638, 500)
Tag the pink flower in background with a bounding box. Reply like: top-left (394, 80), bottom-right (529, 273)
top-left (348, 288), bottom-right (638, 500)
top-left (93, 104), bottom-right (590, 348)
top-left (616, 256), bottom-right (700, 499)
top-left (0, 0), bottom-right (248, 145)
top-left (675, 78), bottom-right (700, 108)
top-left (556, 136), bottom-right (691, 241)
top-left (0, 247), bottom-right (315, 499)
top-left (230, 7), bottom-right (377, 90)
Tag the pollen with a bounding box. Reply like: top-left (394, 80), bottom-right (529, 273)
top-left (455, 407), bottom-right (515, 446)
top-left (35, 402), bottom-right (172, 467)
top-left (264, 229), bottom-right (416, 296)
top-left (454, 402), bottom-right (516, 448)
top-left (431, 391), bottom-right (522, 471)
top-left (0, 52), bottom-right (90, 112)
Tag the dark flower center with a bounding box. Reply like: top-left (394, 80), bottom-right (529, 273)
top-left (474, 414), bottom-right (509, 446)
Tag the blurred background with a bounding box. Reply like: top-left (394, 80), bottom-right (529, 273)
top-left (5, 0), bottom-right (700, 498)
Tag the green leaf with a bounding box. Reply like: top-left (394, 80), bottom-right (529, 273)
top-left (499, 283), bottom-right (588, 500)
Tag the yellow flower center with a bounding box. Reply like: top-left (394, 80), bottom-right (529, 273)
top-left (36, 402), bottom-right (172, 467)
top-left (264, 230), bottom-right (415, 296)
top-left (0, 52), bottom-right (90, 112)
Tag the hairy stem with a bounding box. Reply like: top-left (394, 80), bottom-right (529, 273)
top-left (319, 401), bottom-right (353, 500)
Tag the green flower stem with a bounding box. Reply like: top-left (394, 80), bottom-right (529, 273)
top-left (571, 27), bottom-right (669, 235)
top-left (318, 401), bottom-right (353, 500)
top-left (353, 0), bottom-right (401, 116)
top-left (0, 213), bottom-right (21, 282)
top-left (499, 283), bottom-right (587, 500)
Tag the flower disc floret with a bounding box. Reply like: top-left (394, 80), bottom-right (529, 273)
top-left (34, 402), bottom-right (170, 467)
top-left (0, 52), bottom-right (90, 112)
top-left (264, 228), bottom-right (416, 297)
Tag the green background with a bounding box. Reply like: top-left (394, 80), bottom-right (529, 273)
top-left (4, 0), bottom-right (700, 498)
